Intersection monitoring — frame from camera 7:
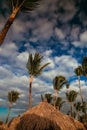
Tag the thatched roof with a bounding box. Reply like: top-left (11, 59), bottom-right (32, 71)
top-left (8, 101), bottom-right (86, 130)
top-left (0, 120), bottom-right (4, 125)
top-left (0, 123), bottom-right (9, 130)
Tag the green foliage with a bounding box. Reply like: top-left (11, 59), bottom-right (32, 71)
top-left (53, 75), bottom-right (67, 90)
top-left (55, 97), bottom-right (65, 110)
top-left (74, 101), bottom-right (82, 112)
top-left (81, 101), bottom-right (87, 113)
top-left (82, 56), bottom-right (87, 77)
top-left (8, 90), bottom-right (19, 103)
top-left (74, 66), bottom-right (83, 77)
top-left (6, 0), bottom-right (42, 12)
top-left (66, 90), bottom-right (78, 102)
top-left (66, 83), bottom-right (70, 89)
top-left (41, 93), bottom-right (53, 103)
top-left (26, 52), bottom-right (50, 77)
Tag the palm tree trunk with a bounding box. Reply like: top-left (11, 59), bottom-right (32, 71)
top-left (57, 106), bottom-right (60, 110)
top-left (77, 111), bottom-right (80, 120)
top-left (70, 102), bottom-right (73, 117)
top-left (0, 7), bottom-right (19, 46)
top-left (54, 89), bottom-right (57, 108)
top-left (78, 76), bottom-right (87, 119)
top-left (78, 76), bottom-right (84, 103)
top-left (29, 75), bottom-right (33, 109)
top-left (5, 103), bottom-right (12, 123)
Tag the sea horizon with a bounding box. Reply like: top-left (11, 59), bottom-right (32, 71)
top-left (0, 107), bottom-right (20, 122)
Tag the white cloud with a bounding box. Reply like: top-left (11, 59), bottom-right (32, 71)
top-left (55, 28), bottom-right (65, 40)
top-left (43, 50), bottom-right (52, 56)
top-left (33, 78), bottom-right (53, 92)
top-left (16, 51), bottom-right (29, 68)
top-left (42, 55), bottom-right (79, 81)
top-left (57, 0), bottom-right (76, 23)
top-left (72, 41), bottom-right (87, 48)
top-left (80, 31), bottom-right (87, 43)
top-left (0, 66), bottom-right (14, 79)
top-left (71, 31), bottom-right (87, 48)
top-left (32, 19), bottom-right (54, 40)
top-left (0, 42), bottom-right (18, 57)
top-left (1, 0), bottom-right (87, 116)
top-left (54, 55), bottom-right (78, 68)
top-left (71, 26), bottom-right (80, 40)
top-left (0, 75), bottom-right (28, 88)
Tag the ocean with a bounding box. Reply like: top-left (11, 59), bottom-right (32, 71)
top-left (0, 107), bottom-right (17, 122)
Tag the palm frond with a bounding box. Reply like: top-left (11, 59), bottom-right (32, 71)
top-left (74, 66), bottom-right (83, 76)
top-left (20, 0), bottom-right (42, 12)
top-left (82, 56), bottom-right (87, 77)
top-left (66, 90), bottom-right (78, 102)
top-left (37, 62), bottom-right (50, 75)
top-left (26, 53), bottom-right (34, 75)
top-left (56, 97), bottom-right (65, 110)
top-left (53, 75), bottom-right (67, 90)
top-left (8, 90), bottom-right (19, 103)
top-left (26, 52), bottom-right (50, 76)
top-left (74, 102), bottom-right (82, 111)
top-left (6, 0), bottom-right (42, 12)
top-left (44, 93), bottom-right (53, 103)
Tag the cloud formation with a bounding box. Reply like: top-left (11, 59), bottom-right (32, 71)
top-left (0, 0), bottom-right (87, 117)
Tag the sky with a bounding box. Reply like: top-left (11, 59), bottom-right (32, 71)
top-left (0, 0), bottom-right (87, 121)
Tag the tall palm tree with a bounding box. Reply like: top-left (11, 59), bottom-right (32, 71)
top-left (66, 90), bottom-right (78, 117)
top-left (82, 56), bottom-right (87, 77)
top-left (74, 66), bottom-right (84, 103)
top-left (53, 75), bottom-right (67, 107)
top-left (5, 90), bottom-right (19, 123)
top-left (82, 57), bottom-right (87, 120)
top-left (26, 52), bottom-right (50, 108)
top-left (41, 93), bottom-right (53, 103)
top-left (0, 0), bottom-right (42, 46)
top-left (55, 97), bottom-right (65, 110)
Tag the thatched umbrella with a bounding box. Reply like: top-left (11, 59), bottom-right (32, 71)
top-left (16, 114), bottom-right (61, 130)
top-left (8, 101), bottom-right (86, 130)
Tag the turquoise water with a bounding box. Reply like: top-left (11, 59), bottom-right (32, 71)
top-left (0, 107), bottom-right (17, 122)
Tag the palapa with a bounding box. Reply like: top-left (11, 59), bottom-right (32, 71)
top-left (8, 101), bottom-right (86, 130)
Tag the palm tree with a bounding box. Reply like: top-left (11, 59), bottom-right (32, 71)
top-left (26, 52), bottom-right (50, 108)
top-left (81, 101), bottom-right (87, 114)
top-left (53, 75), bottom-right (67, 107)
top-left (82, 56), bottom-right (87, 77)
top-left (5, 90), bottom-right (19, 123)
top-left (0, 0), bottom-right (42, 46)
top-left (41, 93), bottom-right (53, 103)
top-left (74, 101), bottom-right (82, 120)
top-left (66, 90), bottom-right (78, 117)
top-left (74, 66), bottom-right (84, 103)
top-left (55, 97), bottom-right (65, 110)
top-left (82, 57), bottom-right (87, 120)
top-left (66, 83), bottom-right (69, 93)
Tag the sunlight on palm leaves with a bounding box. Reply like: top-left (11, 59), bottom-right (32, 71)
top-left (0, 0), bottom-right (42, 45)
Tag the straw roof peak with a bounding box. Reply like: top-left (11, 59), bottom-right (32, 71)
top-left (8, 102), bottom-right (86, 130)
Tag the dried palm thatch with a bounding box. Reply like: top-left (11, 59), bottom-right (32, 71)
top-left (7, 116), bottom-right (20, 130)
top-left (16, 114), bottom-right (62, 130)
top-left (0, 121), bottom-right (3, 125)
top-left (8, 102), bottom-right (86, 130)
top-left (0, 124), bottom-right (9, 130)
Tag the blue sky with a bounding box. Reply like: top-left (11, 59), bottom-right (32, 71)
top-left (0, 0), bottom-right (87, 120)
